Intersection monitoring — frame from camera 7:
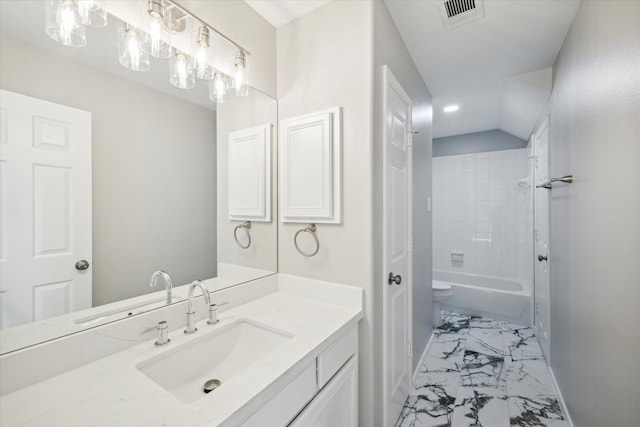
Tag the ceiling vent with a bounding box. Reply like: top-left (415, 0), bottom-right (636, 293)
top-left (438, 0), bottom-right (484, 29)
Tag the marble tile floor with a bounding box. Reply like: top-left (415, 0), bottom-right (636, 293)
top-left (396, 312), bottom-right (567, 427)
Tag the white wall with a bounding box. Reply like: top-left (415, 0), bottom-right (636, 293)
top-left (276, 1), bottom-right (376, 425)
top-left (277, 2), bottom-right (433, 426)
top-left (0, 35), bottom-right (217, 306)
top-left (276, 1), bottom-right (373, 294)
top-left (373, 0), bottom-right (434, 377)
top-left (433, 149), bottom-right (533, 290)
top-left (549, 1), bottom-right (640, 425)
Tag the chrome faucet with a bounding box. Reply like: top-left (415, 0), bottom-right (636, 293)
top-left (184, 280), bottom-right (211, 334)
top-left (141, 321), bottom-right (170, 346)
top-left (207, 301), bottom-right (229, 325)
top-left (150, 270), bottom-right (173, 305)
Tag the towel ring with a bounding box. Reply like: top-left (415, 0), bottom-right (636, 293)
top-left (294, 224), bottom-right (319, 257)
top-left (233, 221), bottom-right (252, 249)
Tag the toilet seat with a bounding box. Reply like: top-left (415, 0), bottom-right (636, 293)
top-left (432, 280), bottom-right (453, 297)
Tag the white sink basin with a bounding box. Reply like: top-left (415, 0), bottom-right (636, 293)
top-left (136, 319), bottom-right (293, 404)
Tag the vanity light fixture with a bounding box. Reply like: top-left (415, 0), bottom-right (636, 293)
top-left (233, 50), bottom-right (249, 96)
top-left (78, 0), bottom-right (107, 28)
top-left (145, 0), bottom-right (172, 58)
top-left (170, 50), bottom-right (196, 89)
top-left (193, 26), bottom-right (215, 80)
top-left (45, 0), bottom-right (87, 47)
top-left (210, 72), bottom-right (228, 104)
top-left (443, 104), bottom-right (460, 112)
top-left (118, 22), bottom-right (150, 72)
top-left (44, 0), bottom-right (251, 102)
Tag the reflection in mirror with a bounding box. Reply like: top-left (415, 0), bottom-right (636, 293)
top-left (217, 91), bottom-right (278, 277)
top-left (0, 1), bottom-right (277, 354)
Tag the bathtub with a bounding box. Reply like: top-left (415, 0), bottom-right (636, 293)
top-left (433, 270), bottom-right (531, 326)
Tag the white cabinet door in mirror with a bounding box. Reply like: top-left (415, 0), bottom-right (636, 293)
top-left (279, 107), bottom-right (342, 224)
top-left (228, 124), bottom-right (272, 221)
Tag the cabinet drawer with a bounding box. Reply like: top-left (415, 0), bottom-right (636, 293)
top-left (316, 327), bottom-right (357, 389)
top-left (241, 363), bottom-right (317, 427)
top-left (290, 356), bottom-right (358, 427)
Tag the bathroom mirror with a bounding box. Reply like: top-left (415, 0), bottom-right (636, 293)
top-left (0, 1), bottom-right (277, 354)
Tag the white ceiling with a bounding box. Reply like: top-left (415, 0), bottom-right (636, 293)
top-left (244, 0), bottom-right (580, 140)
top-left (385, 0), bottom-right (581, 139)
top-left (245, 0), bottom-right (331, 28)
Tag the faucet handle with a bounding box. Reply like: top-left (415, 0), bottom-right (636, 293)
top-left (141, 321), bottom-right (170, 346)
top-left (207, 302), bottom-right (229, 325)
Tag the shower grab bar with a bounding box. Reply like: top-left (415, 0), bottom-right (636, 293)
top-left (536, 175), bottom-right (573, 189)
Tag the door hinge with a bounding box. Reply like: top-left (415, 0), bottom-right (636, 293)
top-left (408, 341), bottom-right (412, 357)
top-left (408, 237), bottom-right (413, 252)
top-left (407, 132), bottom-right (413, 146)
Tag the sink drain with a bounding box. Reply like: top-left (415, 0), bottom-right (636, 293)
top-left (203, 379), bottom-right (221, 394)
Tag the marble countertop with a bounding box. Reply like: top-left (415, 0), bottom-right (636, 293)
top-left (0, 278), bottom-right (363, 427)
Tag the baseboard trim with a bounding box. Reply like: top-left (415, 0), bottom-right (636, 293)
top-left (548, 365), bottom-right (573, 427)
top-left (412, 332), bottom-right (435, 384)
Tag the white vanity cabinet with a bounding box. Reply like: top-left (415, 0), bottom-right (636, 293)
top-left (289, 356), bottom-right (358, 427)
top-left (240, 326), bottom-right (358, 427)
top-left (0, 277), bottom-right (364, 427)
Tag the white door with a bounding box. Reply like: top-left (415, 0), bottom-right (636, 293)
top-left (533, 116), bottom-right (550, 361)
top-left (382, 66), bottom-right (413, 426)
top-left (0, 90), bottom-right (92, 329)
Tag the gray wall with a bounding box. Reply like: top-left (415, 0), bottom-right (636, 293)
top-left (373, 0), bottom-right (434, 379)
top-left (433, 129), bottom-right (527, 157)
top-left (549, 1), bottom-right (640, 425)
top-left (0, 36), bottom-right (217, 306)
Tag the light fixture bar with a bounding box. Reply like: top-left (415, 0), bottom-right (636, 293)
top-left (163, 0), bottom-right (251, 56)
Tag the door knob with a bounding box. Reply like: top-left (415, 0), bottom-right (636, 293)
top-left (75, 260), bottom-right (90, 270)
top-left (388, 272), bottom-right (402, 285)
top-left (537, 255), bottom-right (548, 262)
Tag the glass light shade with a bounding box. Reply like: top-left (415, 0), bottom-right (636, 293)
top-left (233, 51), bottom-right (249, 96)
top-left (145, 0), bottom-right (171, 59)
top-left (192, 26), bottom-right (215, 80)
top-left (78, 0), bottom-right (107, 28)
top-left (170, 51), bottom-right (196, 89)
top-left (117, 22), bottom-right (150, 72)
top-left (45, 0), bottom-right (87, 48)
top-left (209, 73), bottom-right (227, 104)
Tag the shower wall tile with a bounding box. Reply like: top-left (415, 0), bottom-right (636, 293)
top-left (433, 149), bottom-right (533, 290)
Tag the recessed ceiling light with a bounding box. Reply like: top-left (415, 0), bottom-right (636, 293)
top-left (443, 105), bottom-right (459, 113)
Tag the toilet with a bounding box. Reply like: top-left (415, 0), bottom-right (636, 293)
top-left (432, 280), bottom-right (453, 327)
